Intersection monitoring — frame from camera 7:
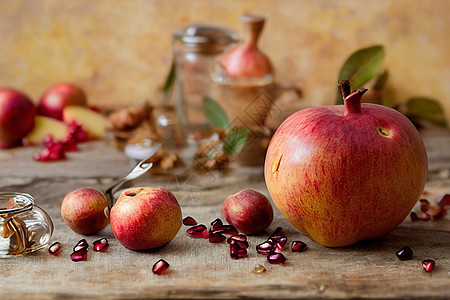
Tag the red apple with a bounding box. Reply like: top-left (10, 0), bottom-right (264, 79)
top-left (0, 89), bottom-right (36, 148)
top-left (110, 187), bottom-right (182, 250)
top-left (264, 81), bottom-right (427, 247)
top-left (37, 83), bottom-right (87, 120)
top-left (222, 189), bottom-right (273, 235)
top-left (61, 188), bottom-right (109, 235)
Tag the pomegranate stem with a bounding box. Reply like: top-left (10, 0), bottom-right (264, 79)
top-left (344, 88), bottom-right (368, 116)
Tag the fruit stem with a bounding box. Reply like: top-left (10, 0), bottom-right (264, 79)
top-left (339, 80), bottom-right (368, 116)
top-left (240, 14), bottom-right (265, 48)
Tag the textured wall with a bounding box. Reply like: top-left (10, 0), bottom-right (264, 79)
top-left (1, 0), bottom-right (449, 119)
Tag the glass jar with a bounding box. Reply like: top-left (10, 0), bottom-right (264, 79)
top-left (0, 192), bottom-right (53, 257)
top-left (168, 25), bottom-right (239, 146)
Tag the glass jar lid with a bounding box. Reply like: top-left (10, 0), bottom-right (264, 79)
top-left (173, 25), bottom-right (239, 52)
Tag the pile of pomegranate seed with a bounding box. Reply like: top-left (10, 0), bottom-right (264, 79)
top-left (228, 234), bottom-right (249, 259)
top-left (34, 122), bottom-right (88, 162)
top-left (410, 194), bottom-right (449, 221)
top-left (396, 246), bottom-right (413, 261)
top-left (69, 238), bottom-right (109, 262)
top-left (422, 259), bottom-right (435, 272)
top-left (93, 238), bottom-right (109, 252)
top-left (48, 241), bottom-right (62, 256)
top-left (152, 259), bottom-right (170, 275)
top-left (256, 227), bottom-right (287, 264)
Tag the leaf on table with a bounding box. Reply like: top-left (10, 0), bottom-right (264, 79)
top-left (203, 96), bottom-right (230, 129)
top-left (336, 45), bottom-right (384, 104)
top-left (405, 97), bottom-right (448, 128)
top-left (223, 128), bottom-right (248, 156)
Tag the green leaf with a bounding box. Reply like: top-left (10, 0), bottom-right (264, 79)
top-left (223, 128), bottom-right (248, 156)
top-left (336, 45), bottom-right (384, 104)
top-left (161, 59), bottom-right (176, 93)
top-left (373, 70), bottom-right (389, 91)
top-left (406, 97), bottom-right (448, 128)
top-left (203, 96), bottom-right (230, 129)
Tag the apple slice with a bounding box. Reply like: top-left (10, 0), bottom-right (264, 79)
top-left (62, 106), bottom-right (109, 139)
top-left (23, 116), bottom-right (69, 145)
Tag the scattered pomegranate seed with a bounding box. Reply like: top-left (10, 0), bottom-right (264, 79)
top-left (187, 224), bottom-right (209, 238)
top-left (210, 218), bottom-right (223, 231)
top-left (419, 199), bottom-right (430, 213)
top-left (227, 234), bottom-right (247, 244)
top-left (291, 241), bottom-right (308, 252)
top-left (267, 252), bottom-right (286, 264)
top-left (70, 249), bottom-right (88, 262)
top-left (436, 194), bottom-right (450, 208)
top-left (270, 227), bottom-right (286, 240)
top-left (252, 264), bottom-right (266, 274)
top-left (229, 239), bottom-right (249, 250)
top-left (34, 136), bottom-right (67, 161)
top-left (256, 240), bottom-right (274, 255)
top-left (182, 216), bottom-right (197, 226)
top-left (73, 239), bottom-right (89, 252)
top-left (410, 211), bottom-right (430, 221)
top-left (212, 224), bottom-right (239, 236)
top-left (275, 237), bottom-right (288, 250)
top-left (230, 245), bottom-right (247, 259)
top-left (93, 238), bottom-right (109, 252)
top-left (48, 242), bottom-right (62, 256)
top-left (152, 259), bottom-right (170, 275)
top-left (209, 232), bottom-right (226, 243)
top-left (422, 259), bottom-right (435, 272)
top-left (396, 246), bottom-right (413, 261)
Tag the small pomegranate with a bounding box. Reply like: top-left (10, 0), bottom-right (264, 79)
top-left (152, 259), bottom-right (170, 275)
top-left (48, 242), bottom-right (62, 256)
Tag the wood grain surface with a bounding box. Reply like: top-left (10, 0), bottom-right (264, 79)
top-left (0, 130), bottom-right (449, 299)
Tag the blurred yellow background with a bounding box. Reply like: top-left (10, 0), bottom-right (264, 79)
top-left (1, 0), bottom-right (449, 120)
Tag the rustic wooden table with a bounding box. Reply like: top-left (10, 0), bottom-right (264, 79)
top-left (0, 127), bottom-right (449, 299)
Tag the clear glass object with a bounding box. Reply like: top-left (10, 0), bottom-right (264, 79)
top-left (169, 25), bottom-right (239, 146)
top-left (0, 192), bottom-right (53, 257)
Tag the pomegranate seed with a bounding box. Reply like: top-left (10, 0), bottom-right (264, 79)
top-left (187, 224), bottom-right (209, 238)
top-left (436, 194), bottom-right (450, 208)
top-left (256, 240), bottom-right (274, 255)
top-left (152, 259), bottom-right (170, 275)
top-left (422, 259), bottom-right (435, 272)
top-left (410, 211), bottom-right (430, 221)
top-left (73, 239), bottom-right (89, 252)
top-left (48, 242), bottom-right (62, 256)
top-left (229, 239), bottom-right (249, 250)
top-left (93, 238), bottom-right (109, 252)
top-left (227, 234), bottom-right (247, 244)
top-left (275, 236), bottom-right (288, 250)
top-left (270, 227), bottom-right (286, 240)
top-left (252, 264), bottom-right (266, 274)
top-left (291, 241), bottom-right (308, 252)
top-left (267, 252), bottom-right (286, 264)
top-left (419, 199), bottom-right (430, 213)
top-left (209, 232), bottom-right (226, 243)
top-left (210, 218), bottom-right (223, 230)
top-left (70, 249), bottom-right (87, 262)
top-left (230, 245), bottom-right (247, 259)
top-left (182, 216), bottom-right (197, 226)
top-left (212, 224), bottom-right (239, 236)
top-left (396, 246), bottom-right (413, 261)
